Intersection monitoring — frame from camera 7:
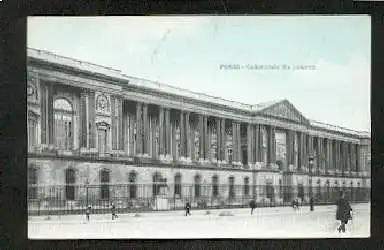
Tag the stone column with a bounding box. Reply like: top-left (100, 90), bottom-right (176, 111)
top-left (255, 124), bottom-right (260, 164)
top-left (337, 141), bottom-right (342, 173)
top-left (204, 116), bottom-right (209, 161)
top-left (190, 115), bottom-right (196, 162)
top-left (271, 126), bottom-right (276, 164)
top-left (129, 113), bottom-right (134, 156)
top-left (285, 130), bottom-right (291, 170)
top-left (237, 123), bottom-right (242, 165)
top-left (302, 133), bottom-right (307, 171)
top-left (315, 137), bottom-right (321, 172)
top-left (221, 118), bottom-right (226, 162)
top-left (345, 143), bottom-right (350, 174)
top-left (172, 116), bottom-right (177, 161)
top-left (123, 107), bottom-right (129, 154)
top-left (247, 123), bottom-right (252, 166)
top-left (80, 91), bottom-right (88, 148)
top-left (47, 84), bottom-right (54, 146)
top-left (351, 144), bottom-right (356, 172)
top-left (151, 115), bottom-right (157, 159)
top-left (216, 118), bottom-right (221, 161)
top-left (88, 91), bottom-right (96, 149)
top-left (165, 108), bottom-right (171, 158)
top-left (186, 112), bottom-right (191, 161)
top-left (327, 139), bottom-right (331, 173)
top-left (293, 132), bottom-right (298, 169)
top-left (180, 111), bottom-right (185, 159)
top-left (158, 107), bottom-right (165, 158)
top-left (232, 121), bottom-right (237, 164)
top-left (142, 103), bottom-right (149, 156)
top-left (297, 132), bottom-right (302, 171)
top-left (118, 98), bottom-right (124, 151)
top-left (259, 125), bottom-right (265, 165)
top-left (356, 144), bottom-right (361, 173)
top-left (136, 102), bottom-right (143, 155)
top-left (207, 119), bottom-right (212, 161)
top-left (199, 114), bottom-right (204, 161)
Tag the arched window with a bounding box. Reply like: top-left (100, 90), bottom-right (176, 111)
top-left (228, 176), bottom-right (235, 199)
top-left (152, 172), bottom-right (162, 197)
top-left (100, 169), bottom-right (110, 200)
top-left (194, 174), bottom-right (201, 198)
top-left (28, 165), bottom-right (38, 199)
top-left (129, 171), bottom-right (137, 199)
top-left (54, 98), bottom-right (73, 150)
top-left (244, 177), bottom-right (250, 196)
top-left (212, 175), bottom-right (219, 197)
top-left (65, 168), bottom-right (75, 200)
top-left (174, 173), bottom-right (182, 197)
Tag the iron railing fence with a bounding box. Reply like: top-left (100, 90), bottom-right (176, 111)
top-left (27, 184), bottom-right (370, 216)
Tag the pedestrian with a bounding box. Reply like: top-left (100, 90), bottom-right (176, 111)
top-left (249, 199), bottom-right (256, 215)
top-left (310, 196), bottom-right (314, 211)
top-left (185, 201), bottom-right (191, 216)
top-left (86, 205), bottom-right (91, 222)
top-left (111, 202), bottom-right (118, 220)
top-left (292, 198), bottom-right (299, 210)
top-left (336, 191), bottom-right (352, 233)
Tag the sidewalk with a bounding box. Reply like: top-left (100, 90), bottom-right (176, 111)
top-left (28, 202), bottom-right (369, 224)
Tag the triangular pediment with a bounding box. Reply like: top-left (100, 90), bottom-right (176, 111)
top-left (257, 100), bottom-right (309, 125)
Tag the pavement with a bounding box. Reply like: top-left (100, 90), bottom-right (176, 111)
top-left (28, 202), bottom-right (370, 239)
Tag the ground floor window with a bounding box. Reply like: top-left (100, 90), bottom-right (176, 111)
top-left (65, 168), bottom-right (75, 200)
top-left (228, 176), bottom-right (235, 199)
top-left (174, 173), bottom-right (181, 197)
top-left (194, 174), bottom-right (201, 198)
top-left (129, 171), bottom-right (137, 199)
top-left (244, 177), bottom-right (249, 196)
top-left (212, 175), bottom-right (219, 197)
top-left (28, 166), bottom-right (38, 200)
top-left (100, 169), bottom-right (110, 200)
top-left (266, 184), bottom-right (274, 201)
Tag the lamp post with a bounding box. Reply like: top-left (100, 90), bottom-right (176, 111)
top-left (309, 154), bottom-right (314, 211)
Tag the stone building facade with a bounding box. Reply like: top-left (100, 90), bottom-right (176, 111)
top-left (27, 48), bottom-right (371, 209)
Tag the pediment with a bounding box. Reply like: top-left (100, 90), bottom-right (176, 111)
top-left (257, 100), bottom-right (309, 125)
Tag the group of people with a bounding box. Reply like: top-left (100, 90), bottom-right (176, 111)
top-left (84, 192), bottom-right (353, 233)
top-left (248, 191), bottom-right (352, 233)
top-left (85, 203), bottom-right (118, 222)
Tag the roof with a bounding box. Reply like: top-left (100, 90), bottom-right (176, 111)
top-left (27, 47), bottom-right (370, 138)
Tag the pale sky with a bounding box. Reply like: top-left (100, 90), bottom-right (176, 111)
top-left (27, 16), bottom-right (371, 132)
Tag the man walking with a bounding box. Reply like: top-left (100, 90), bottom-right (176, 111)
top-left (185, 201), bottom-right (191, 216)
top-left (336, 191), bottom-right (352, 233)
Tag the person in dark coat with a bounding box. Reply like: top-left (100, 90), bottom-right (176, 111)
top-left (86, 205), bottom-right (91, 221)
top-left (336, 192), bottom-right (352, 233)
top-left (185, 202), bottom-right (191, 216)
top-left (249, 199), bottom-right (256, 215)
top-left (309, 197), bottom-right (314, 211)
top-left (111, 203), bottom-right (118, 220)
top-left (292, 198), bottom-right (299, 210)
